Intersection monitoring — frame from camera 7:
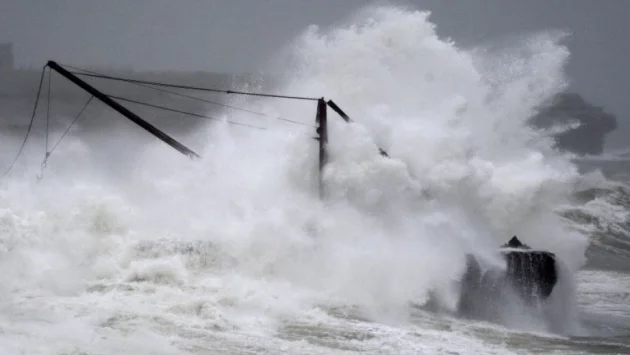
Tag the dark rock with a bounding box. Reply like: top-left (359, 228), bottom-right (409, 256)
top-left (457, 236), bottom-right (558, 317)
top-left (529, 93), bottom-right (617, 156)
top-left (500, 236), bottom-right (558, 300)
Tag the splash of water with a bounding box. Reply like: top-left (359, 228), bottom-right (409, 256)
top-left (0, 5), bottom-right (592, 353)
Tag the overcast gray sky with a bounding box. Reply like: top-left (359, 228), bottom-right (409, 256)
top-left (1, 0), bottom-right (629, 148)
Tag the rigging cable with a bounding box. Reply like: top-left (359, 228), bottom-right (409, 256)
top-left (45, 67), bottom-right (52, 155)
top-left (107, 94), bottom-right (268, 131)
top-left (64, 68), bottom-right (319, 101)
top-left (1, 65), bottom-right (47, 179)
top-left (60, 63), bottom-right (314, 127)
top-left (37, 95), bottom-right (94, 181)
top-left (132, 84), bottom-right (314, 127)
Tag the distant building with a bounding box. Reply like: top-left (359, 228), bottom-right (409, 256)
top-left (0, 43), bottom-right (14, 71)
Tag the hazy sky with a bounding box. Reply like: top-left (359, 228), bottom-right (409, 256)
top-left (1, 0), bottom-right (629, 148)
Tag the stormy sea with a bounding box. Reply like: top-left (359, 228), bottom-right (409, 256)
top-left (1, 6), bottom-right (629, 355)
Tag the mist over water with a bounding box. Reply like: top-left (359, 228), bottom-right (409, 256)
top-left (0, 5), bottom-right (615, 354)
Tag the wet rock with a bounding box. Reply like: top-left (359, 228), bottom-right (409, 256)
top-left (457, 236), bottom-right (558, 317)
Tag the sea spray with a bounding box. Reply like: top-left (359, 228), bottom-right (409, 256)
top-left (128, 4), bottom-right (588, 330)
top-left (267, 3), bottom-right (586, 288)
top-left (0, 4), bottom-right (596, 353)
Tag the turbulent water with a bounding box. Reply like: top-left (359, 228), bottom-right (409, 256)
top-left (1, 5), bottom-right (629, 354)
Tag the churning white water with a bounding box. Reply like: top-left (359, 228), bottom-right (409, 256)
top-left (0, 5), bottom-right (613, 354)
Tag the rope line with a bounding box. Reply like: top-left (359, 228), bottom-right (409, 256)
top-left (107, 94), bottom-right (268, 131)
top-left (61, 66), bottom-right (318, 101)
top-left (118, 81), bottom-right (313, 127)
top-left (138, 84), bottom-right (314, 127)
top-left (1, 65), bottom-right (47, 179)
top-left (49, 95), bottom-right (93, 156)
top-left (37, 95), bottom-right (94, 181)
top-left (45, 67), bottom-right (52, 154)
top-left (60, 63), bottom-right (315, 127)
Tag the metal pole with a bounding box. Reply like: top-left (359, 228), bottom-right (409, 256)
top-left (46, 60), bottom-right (199, 159)
top-left (327, 99), bottom-right (388, 157)
top-left (316, 98), bottom-right (328, 199)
